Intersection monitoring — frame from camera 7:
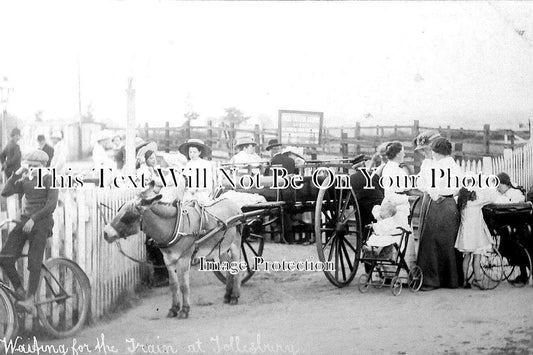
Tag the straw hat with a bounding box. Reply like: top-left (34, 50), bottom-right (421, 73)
top-left (235, 136), bottom-right (257, 150)
top-left (136, 141), bottom-right (158, 162)
top-left (178, 138), bottom-right (211, 158)
top-left (265, 139), bottom-right (283, 151)
top-left (23, 150), bottom-right (49, 164)
top-left (414, 131), bottom-right (441, 151)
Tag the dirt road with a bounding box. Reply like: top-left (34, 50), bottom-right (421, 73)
top-left (7, 244), bottom-right (533, 355)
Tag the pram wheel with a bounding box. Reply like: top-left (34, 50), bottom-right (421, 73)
top-left (505, 244), bottom-right (532, 288)
top-left (391, 276), bottom-right (402, 296)
top-left (479, 248), bottom-right (503, 290)
top-left (408, 265), bottom-right (423, 292)
top-left (358, 274), bottom-right (370, 293)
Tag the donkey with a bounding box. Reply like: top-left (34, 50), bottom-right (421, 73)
top-left (103, 191), bottom-right (243, 319)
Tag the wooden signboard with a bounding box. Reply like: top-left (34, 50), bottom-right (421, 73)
top-left (278, 110), bottom-right (323, 145)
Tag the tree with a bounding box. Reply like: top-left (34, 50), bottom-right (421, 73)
top-left (221, 107), bottom-right (250, 127)
top-left (184, 111), bottom-right (199, 122)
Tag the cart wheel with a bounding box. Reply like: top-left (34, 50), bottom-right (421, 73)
top-left (506, 244), bottom-right (532, 288)
top-left (358, 274), bottom-right (370, 293)
top-left (391, 276), bottom-right (402, 296)
top-left (479, 248), bottom-right (503, 290)
top-left (408, 265), bottom-right (423, 292)
top-left (0, 286), bottom-right (17, 349)
top-left (315, 174), bottom-right (362, 288)
top-left (36, 258), bottom-right (91, 338)
top-left (214, 222), bottom-right (265, 285)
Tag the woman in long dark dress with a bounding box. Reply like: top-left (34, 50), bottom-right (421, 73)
top-left (417, 138), bottom-right (461, 290)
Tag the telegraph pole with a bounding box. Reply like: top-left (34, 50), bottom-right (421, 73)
top-left (77, 54), bottom-right (83, 159)
top-left (125, 78), bottom-right (136, 175)
top-left (0, 77), bottom-right (13, 150)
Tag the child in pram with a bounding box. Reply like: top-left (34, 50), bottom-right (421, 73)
top-left (359, 200), bottom-right (422, 295)
top-left (363, 202), bottom-right (410, 260)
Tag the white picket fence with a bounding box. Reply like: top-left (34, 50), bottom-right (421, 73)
top-left (457, 143), bottom-right (533, 192)
top-left (0, 184), bottom-right (146, 327)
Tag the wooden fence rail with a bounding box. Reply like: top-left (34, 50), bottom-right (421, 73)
top-left (138, 119), bottom-right (530, 162)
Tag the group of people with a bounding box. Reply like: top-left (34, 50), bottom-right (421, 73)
top-left (0, 128), bottom-right (67, 180)
top-left (353, 131), bottom-right (529, 291)
top-left (134, 135), bottom-right (302, 286)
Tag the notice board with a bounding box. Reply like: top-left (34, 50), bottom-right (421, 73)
top-left (278, 110), bottom-right (323, 145)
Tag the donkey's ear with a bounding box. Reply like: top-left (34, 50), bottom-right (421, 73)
top-left (141, 194), bottom-right (163, 206)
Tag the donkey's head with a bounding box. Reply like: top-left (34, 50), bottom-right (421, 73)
top-left (103, 192), bottom-right (162, 243)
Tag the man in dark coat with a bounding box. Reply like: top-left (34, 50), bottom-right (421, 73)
top-left (37, 134), bottom-right (54, 167)
top-left (0, 128), bottom-right (22, 178)
top-left (349, 155), bottom-right (384, 228)
top-left (264, 139), bottom-right (297, 176)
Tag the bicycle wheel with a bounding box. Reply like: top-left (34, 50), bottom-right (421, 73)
top-left (35, 258), bottom-right (91, 338)
top-left (0, 286), bottom-right (17, 347)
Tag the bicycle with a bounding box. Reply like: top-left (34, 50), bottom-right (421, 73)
top-left (0, 218), bottom-right (91, 342)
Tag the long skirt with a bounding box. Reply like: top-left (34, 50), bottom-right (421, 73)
top-left (417, 196), bottom-right (460, 288)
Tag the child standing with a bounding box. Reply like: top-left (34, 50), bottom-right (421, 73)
top-left (455, 188), bottom-right (494, 290)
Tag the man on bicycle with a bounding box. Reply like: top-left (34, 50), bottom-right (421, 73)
top-left (0, 150), bottom-right (58, 311)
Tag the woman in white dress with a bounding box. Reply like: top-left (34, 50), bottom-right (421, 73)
top-left (178, 139), bottom-right (214, 205)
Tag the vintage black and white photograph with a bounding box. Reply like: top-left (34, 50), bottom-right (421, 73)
top-left (0, 1), bottom-right (532, 354)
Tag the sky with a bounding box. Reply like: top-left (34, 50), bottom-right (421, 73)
top-left (0, 0), bottom-right (532, 130)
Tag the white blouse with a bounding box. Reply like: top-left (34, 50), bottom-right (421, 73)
top-left (184, 158), bottom-right (214, 194)
top-left (426, 156), bottom-right (462, 200)
top-left (495, 187), bottom-right (525, 204)
top-left (230, 151), bottom-right (264, 174)
top-left (381, 160), bottom-right (409, 203)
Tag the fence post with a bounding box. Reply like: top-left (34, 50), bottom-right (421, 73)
top-left (144, 122), bottom-right (149, 140)
top-left (483, 124), bottom-right (490, 155)
top-left (355, 122), bottom-right (361, 154)
top-left (184, 119), bottom-right (191, 141)
top-left (254, 124), bottom-right (261, 152)
top-left (510, 130), bottom-right (515, 150)
top-left (413, 120), bottom-right (419, 137)
top-left (207, 120), bottom-right (213, 152)
top-left (446, 125), bottom-right (451, 140)
top-left (341, 132), bottom-right (348, 173)
top-left (165, 121), bottom-right (170, 153)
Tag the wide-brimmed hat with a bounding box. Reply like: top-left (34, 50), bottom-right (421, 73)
top-left (266, 139), bottom-right (283, 151)
top-left (414, 131), bottom-right (441, 151)
top-left (178, 138), bottom-right (211, 158)
top-left (136, 141), bottom-right (158, 162)
top-left (235, 136), bottom-right (257, 150)
top-left (23, 150), bottom-right (49, 164)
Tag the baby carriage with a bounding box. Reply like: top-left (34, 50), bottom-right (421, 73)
top-left (357, 199), bottom-right (423, 296)
top-left (482, 202), bottom-right (533, 288)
